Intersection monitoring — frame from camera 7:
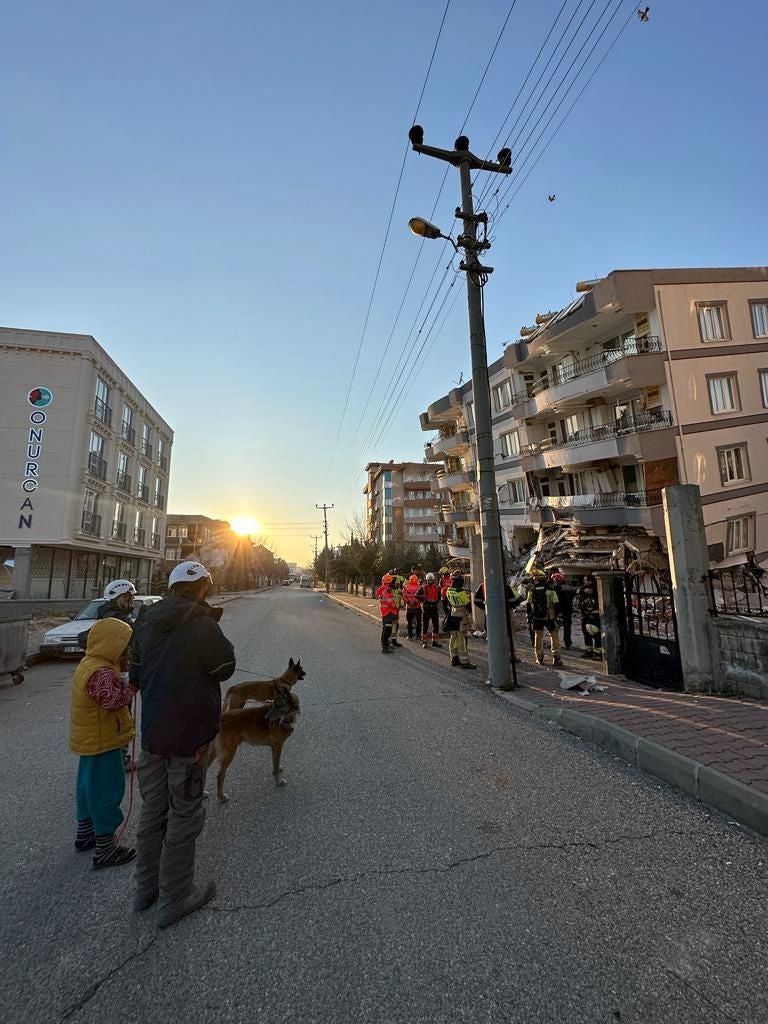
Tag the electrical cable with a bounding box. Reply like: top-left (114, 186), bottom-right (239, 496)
top-left (325, 0), bottom-right (453, 480)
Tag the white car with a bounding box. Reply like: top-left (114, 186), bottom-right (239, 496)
top-left (39, 595), bottom-right (162, 658)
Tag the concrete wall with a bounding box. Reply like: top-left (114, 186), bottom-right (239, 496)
top-left (0, 598), bottom-right (86, 621)
top-left (715, 614), bottom-right (768, 700)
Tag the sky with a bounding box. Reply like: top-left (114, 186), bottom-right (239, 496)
top-left (2, 0), bottom-right (767, 564)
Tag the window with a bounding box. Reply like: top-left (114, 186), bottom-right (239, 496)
top-left (167, 525), bottom-right (177, 539)
top-left (89, 431), bottom-right (104, 456)
top-left (750, 301), bottom-right (768, 339)
top-left (141, 422), bottom-right (152, 457)
top-left (177, 526), bottom-right (188, 539)
top-left (114, 501), bottom-right (125, 523)
top-left (94, 378), bottom-right (112, 426)
top-left (157, 435), bottom-right (167, 469)
top-left (571, 471), bottom-right (589, 496)
top-left (117, 451), bottom-right (129, 475)
top-left (760, 370), bottom-right (768, 409)
top-left (383, 471), bottom-right (392, 482)
top-left (707, 373), bottom-right (740, 414)
top-left (502, 478), bottom-right (526, 503)
top-left (165, 547), bottom-right (178, 561)
top-left (696, 301), bottom-right (730, 342)
top-left (121, 405), bottom-right (135, 442)
top-left (726, 515), bottom-right (753, 555)
top-left (500, 430), bottom-right (520, 458)
top-left (717, 444), bottom-right (750, 485)
top-left (466, 402), bottom-right (474, 427)
top-left (137, 463), bottom-right (148, 500)
top-left (83, 489), bottom-right (97, 513)
top-left (493, 379), bottom-right (513, 412)
top-left (563, 414), bottom-right (580, 440)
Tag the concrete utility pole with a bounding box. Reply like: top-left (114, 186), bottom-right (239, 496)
top-left (408, 127), bottom-right (515, 690)
top-left (311, 534), bottom-right (321, 569)
top-left (316, 504), bottom-right (334, 594)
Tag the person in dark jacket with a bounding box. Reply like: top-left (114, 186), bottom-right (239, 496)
top-left (130, 560), bottom-right (235, 928)
top-left (551, 571), bottom-right (575, 649)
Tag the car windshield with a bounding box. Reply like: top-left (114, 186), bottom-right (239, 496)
top-left (73, 600), bottom-right (105, 621)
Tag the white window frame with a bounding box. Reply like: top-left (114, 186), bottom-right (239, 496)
top-left (95, 377), bottom-right (111, 403)
top-left (114, 500), bottom-right (125, 524)
top-left (707, 373), bottom-right (739, 414)
top-left (726, 514), bottom-right (753, 555)
top-left (717, 444), bottom-right (750, 485)
top-left (500, 430), bottom-right (520, 458)
top-left (750, 301), bottom-right (768, 339)
top-left (759, 369), bottom-right (768, 409)
top-left (83, 489), bottom-right (97, 513)
top-left (697, 301), bottom-right (730, 342)
top-left (89, 431), bottom-right (104, 456)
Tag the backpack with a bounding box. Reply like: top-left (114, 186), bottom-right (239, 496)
top-left (530, 584), bottom-right (549, 619)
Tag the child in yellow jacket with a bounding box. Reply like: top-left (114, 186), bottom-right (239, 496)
top-left (69, 617), bottom-right (137, 869)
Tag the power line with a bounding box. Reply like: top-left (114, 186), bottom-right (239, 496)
top-left (325, 0), bottom-right (453, 480)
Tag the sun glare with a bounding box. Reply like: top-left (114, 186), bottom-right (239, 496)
top-left (231, 516), bottom-right (260, 536)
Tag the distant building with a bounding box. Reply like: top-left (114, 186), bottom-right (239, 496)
top-left (163, 514), bottom-right (235, 571)
top-left (364, 460), bottom-right (445, 551)
top-left (0, 327), bottom-right (173, 598)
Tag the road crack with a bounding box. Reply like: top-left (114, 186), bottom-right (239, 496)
top-left (57, 934), bottom-right (160, 1023)
top-left (208, 830), bottom-right (692, 913)
top-left (666, 970), bottom-right (747, 1024)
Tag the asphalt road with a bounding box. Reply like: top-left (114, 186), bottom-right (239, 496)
top-left (1, 587), bottom-right (766, 1024)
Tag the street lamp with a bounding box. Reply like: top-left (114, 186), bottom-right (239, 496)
top-left (409, 217), bottom-right (458, 249)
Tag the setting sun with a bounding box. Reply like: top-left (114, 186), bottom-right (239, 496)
top-left (231, 516), bottom-right (260, 536)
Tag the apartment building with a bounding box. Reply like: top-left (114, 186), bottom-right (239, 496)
top-left (421, 266), bottom-right (768, 574)
top-left (163, 514), bottom-right (235, 570)
top-left (364, 461), bottom-right (445, 550)
top-left (0, 327), bottom-right (173, 598)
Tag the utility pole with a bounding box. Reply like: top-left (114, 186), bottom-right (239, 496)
top-left (311, 534), bottom-right (321, 569)
top-left (408, 127), bottom-right (515, 690)
top-left (315, 503), bottom-right (334, 594)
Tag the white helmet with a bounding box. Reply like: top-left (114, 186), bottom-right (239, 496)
top-left (426, 572), bottom-right (436, 581)
top-left (103, 579), bottom-right (136, 601)
top-left (168, 560), bottom-right (212, 587)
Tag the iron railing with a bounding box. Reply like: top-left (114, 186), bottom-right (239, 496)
top-left (121, 423), bottom-right (136, 444)
top-left (115, 471), bottom-right (132, 494)
top-left (536, 490), bottom-right (663, 509)
top-left (94, 396), bottom-right (112, 427)
top-left (111, 520), bottom-right (127, 542)
top-left (81, 511), bottom-right (101, 536)
top-left (133, 527), bottom-right (146, 546)
top-left (709, 566), bottom-right (768, 617)
top-left (521, 410), bottom-right (673, 457)
top-left (87, 452), bottom-right (107, 480)
top-left (511, 336), bottom-right (662, 405)
top-left (137, 482), bottom-right (150, 502)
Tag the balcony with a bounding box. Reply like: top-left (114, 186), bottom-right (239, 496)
top-left (111, 520), bottom-right (127, 542)
top-left (133, 527), bottom-right (146, 546)
top-left (81, 511), bottom-right (102, 537)
top-left (141, 440), bottom-right (153, 459)
top-left (405, 531), bottom-right (443, 545)
top-left (151, 532), bottom-right (162, 550)
top-left (115, 471), bottom-right (132, 495)
top-left (447, 541), bottom-right (471, 559)
top-left (442, 505), bottom-right (480, 525)
top-left (431, 467), bottom-right (476, 493)
top-left (87, 453), bottom-right (107, 481)
top-left (137, 483), bottom-right (150, 503)
top-left (154, 494), bottom-right (165, 510)
top-left (121, 423), bottom-right (136, 445)
top-left (157, 454), bottom-right (168, 471)
top-left (94, 396), bottom-right (113, 427)
top-left (424, 429), bottom-right (470, 460)
top-left (520, 410), bottom-right (675, 472)
top-left (511, 337), bottom-right (664, 419)
top-left (420, 387), bottom-right (466, 430)
top-left (530, 490), bottom-right (665, 531)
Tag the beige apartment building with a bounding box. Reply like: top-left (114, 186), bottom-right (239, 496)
top-left (364, 461), bottom-right (445, 551)
top-left (421, 267), bottom-right (768, 574)
top-left (0, 327), bottom-right (173, 598)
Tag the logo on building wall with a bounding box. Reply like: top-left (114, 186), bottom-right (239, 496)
top-left (18, 387), bottom-right (53, 529)
top-left (27, 386), bottom-right (54, 408)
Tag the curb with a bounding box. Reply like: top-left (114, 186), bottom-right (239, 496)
top-left (326, 593), bottom-right (380, 624)
top-left (493, 689), bottom-right (768, 838)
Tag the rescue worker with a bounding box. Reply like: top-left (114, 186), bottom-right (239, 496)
top-left (375, 574), bottom-right (399, 653)
top-left (402, 573), bottom-right (423, 640)
top-left (446, 573), bottom-right (476, 670)
top-left (551, 571), bottom-right (575, 650)
top-left (417, 572), bottom-right (442, 648)
top-left (526, 570), bottom-right (562, 666)
top-left (438, 565), bottom-right (452, 625)
top-left (577, 575), bottom-right (602, 660)
top-left (389, 569), bottom-right (404, 646)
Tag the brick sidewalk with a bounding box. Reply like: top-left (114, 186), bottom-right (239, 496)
top-left (326, 589), bottom-right (768, 835)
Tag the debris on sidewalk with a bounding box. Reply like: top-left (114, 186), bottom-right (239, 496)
top-left (558, 672), bottom-right (608, 695)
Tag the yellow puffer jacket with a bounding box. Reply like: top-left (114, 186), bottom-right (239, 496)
top-left (69, 618), bottom-right (136, 756)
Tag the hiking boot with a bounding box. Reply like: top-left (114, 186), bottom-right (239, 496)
top-left (460, 662), bottom-right (477, 670)
top-left (391, 640), bottom-right (403, 648)
top-left (451, 655), bottom-right (461, 667)
top-left (157, 880), bottom-right (216, 930)
top-left (381, 646), bottom-right (393, 654)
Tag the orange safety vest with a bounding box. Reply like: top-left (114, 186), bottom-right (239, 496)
top-left (375, 585), bottom-right (397, 617)
top-left (402, 583), bottom-right (422, 609)
top-left (420, 583), bottom-right (440, 604)
top-left (439, 575), bottom-right (452, 598)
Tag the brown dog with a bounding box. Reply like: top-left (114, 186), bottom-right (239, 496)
top-left (210, 684), bottom-right (300, 802)
top-left (222, 657), bottom-right (305, 711)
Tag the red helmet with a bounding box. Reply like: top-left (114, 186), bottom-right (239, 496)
top-left (551, 572), bottom-right (565, 583)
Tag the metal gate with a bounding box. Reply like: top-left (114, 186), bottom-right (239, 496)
top-left (624, 572), bottom-right (683, 690)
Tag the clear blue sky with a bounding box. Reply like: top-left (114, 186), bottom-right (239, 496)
top-left (3, 0), bottom-right (767, 563)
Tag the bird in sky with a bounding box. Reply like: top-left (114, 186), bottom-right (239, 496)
top-left (638, 7), bottom-right (650, 21)
top-left (548, 194), bottom-right (556, 202)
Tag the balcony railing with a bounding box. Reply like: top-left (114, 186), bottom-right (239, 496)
top-left (521, 410), bottom-right (673, 457)
top-left (133, 527), bottom-right (146, 546)
top-left (87, 453), bottom-right (107, 480)
top-left (111, 520), bottom-right (127, 542)
top-left (151, 532), bottom-right (162, 550)
top-left (121, 423), bottom-right (136, 445)
top-left (534, 490), bottom-right (663, 510)
top-left (94, 396), bottom-right (113, 427)
top-left (154, 494), bottom-right (165, 510)
top-left (81, 511), bottom-right (102, 537)
top-left (137, 483), bottom-right (150, 502)
top-left (512, 336), bottom-right (663, 405)
top-left (115, 471), bottom-right (132, 494)
top-left (709, 566), bottom-right (768, 618)
top-left (157, 454), bottom-right (168, 471)
top-left (141, 440), bottom-right (153, 459)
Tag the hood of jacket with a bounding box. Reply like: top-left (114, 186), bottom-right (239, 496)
top-left (84, 617), bottom-right (133, 663)
top-left (142, 592), bottom-right (215, 634)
